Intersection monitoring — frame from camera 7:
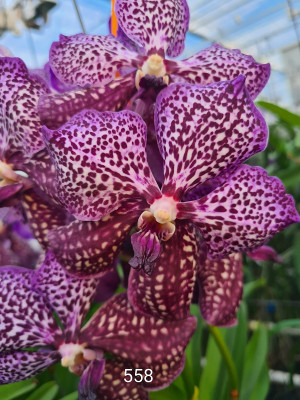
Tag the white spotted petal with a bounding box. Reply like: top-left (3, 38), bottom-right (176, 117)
top-left (42, 109), bottom-right (161, 221)
top-left (177, 165), bottom-right (300, 257)
top-left (116, 0), bottom-right (190, 57)
top-left (155, 77), bottom-right (268, 199)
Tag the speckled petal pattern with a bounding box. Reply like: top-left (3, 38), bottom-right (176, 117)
top-left (0, 350), bottom-right (59, 384)
top-left (98, 358), bottom-right (149, 400)
top-left (198, 253), bottom-right (243, 326)
top-left (116, 0), bottom-right (189, 57)
top-left (166, 43), bottom-right (270, 99)
top-left (177, 165), bottom-right (300, 257)
top-left (48, 199), bottom-right (146, 278)
top-left (22, 149), bottom-right (58, 200)
top-left (32, 251), bottom-right (97, 340)
top-left (0, 267), bottom-right (59, 352)
top-left (43, 109), bottom-right (161, 221)
top-left (22, 189), bottom-right (68, 249)
top-left (49, 34), bottom-right (138, 87)
top-left (0, 57), bottom-right (50, 160)
top-left (155, 78), bottom-right (268, 199)
top-left (38, 74), bottom-right (136, 130)
top-left (128, 222), bottom-right (199, 320)
top-left (80, 293), bottom-right (196, 379)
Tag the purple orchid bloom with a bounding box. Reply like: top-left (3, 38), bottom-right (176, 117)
top-left (38, 0), bottom-right (270, 130)
top-left (0, 251), bottom-right (196, 400)
top-left (0, 56), bottom-right (72, 249)
top-left (43, 78), bottom-right (299, 284)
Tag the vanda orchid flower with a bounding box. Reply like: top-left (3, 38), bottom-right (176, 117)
top-left (0, 252), bottom-right (195, 400)
top-left (43, 78), bottom-right (299, 282)
top-left (38, 0), bottom-right (270, 130)
top-left (0, 56), bottom-right (70, 249)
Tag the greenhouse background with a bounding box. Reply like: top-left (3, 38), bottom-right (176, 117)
top-left (0, 0), bottom-right (300, 399)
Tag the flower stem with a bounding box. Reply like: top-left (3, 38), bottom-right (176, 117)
top-left (208, 325), bottom-right (239, 400)
top-left (72, 0), bottom-right (86, 33)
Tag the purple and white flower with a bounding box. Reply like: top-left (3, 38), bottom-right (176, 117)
top-left (0, 251), bottom-right (195, 399)
top-left (43, 78), bottom-right (299, 285)
top-left (38, 0), bottom-right (270, 130)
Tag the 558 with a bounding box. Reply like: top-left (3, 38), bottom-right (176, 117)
top-left (124, 368), bottom-right (153, 383)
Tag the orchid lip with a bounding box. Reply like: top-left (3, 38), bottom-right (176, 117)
top-left (59, 343), bottom-right (97, 368)
top-left (0, 161), bottom-right (31, 188)
top-left (135, 54), bottom-right (169, 89)
top-left (150, 195), bottom-right (178, 224)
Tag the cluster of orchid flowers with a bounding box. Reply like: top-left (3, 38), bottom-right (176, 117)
top-left (0, 0), bottom-right (299, 399)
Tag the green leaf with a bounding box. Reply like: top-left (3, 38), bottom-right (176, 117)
top-left (58, 392), bottom-right (78, 400)
top-left (186, 304), bottom-right (203, 387)
top-left (181, 358), bottom-right (195, 399)
top-left (240, 324), bottom-right (268, 400)
top-left (293, 230), bottom-right (300, 293)
top-left (213, 302), bottom-right (248, 400)
top-left (269, 319), bottom-right (300, 336)
top-left (275, 164), bottom-right (300, 189)
top-left (0, 379), bottom-right (37, 400)
top-left (198, 329), bottom-right (223, 400)
top-left (249, 362), bottom-right (270, 400)
top-left (149, 384), bottom-right (185, 400)
top-left (53, 363), bottom-right (79, 396)
top-left (26, 382), bottom-right (58, 400)
top-left (257, 101), bottom-right (300, 126)
top-left (243, 279), bottom-right (266, 299)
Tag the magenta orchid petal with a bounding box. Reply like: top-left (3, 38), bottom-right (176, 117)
top-left (0, 57), bottom-right (50, 160)
top-left (22, 149), bottom-right (58, 199)
top-left (184, 165), bottom-right (239, 201)
top-left (165, 43), bottom-right (270, 99)
top-left (38, 73), bottom-right (136, 130)
top-left (198, 253), bottom-right (243, 327)
top-left (43, 109), bottom-right (160, 221)
top-left (0, 267), bottom-right (60, 352)
top-left (94, 269), bottom-right (121, 303)
top-left (49, 34), bottom-right (139, 87)
top-left (48, 199), bottom-right (145, 278)
top-left (22, 189), bottom-right (69, 249)
top-left (0, 183), bottom-right (23, 204)
top-left (129, 230), bottom-right (161, 275)
top-left (155, 78), bottom-right (268, 199)
top-left (32, 251), bottom-right (97, 340)
top-left (128, 222), bottom-right (199, 320)
top-left (109, 17), bottom-right (146, 55)
top-left (98, 358), bottom-right (149, 400)
top-left (116, 0), bottom-right (189, 57)
top-left (44, 62), bottom-right (78, 93)
top-left (78, 359), bottom-right (106, 400)
top-left (247, 245), bottom-right (283, 263)
top-left (80, 293), bottom-right (196, 384)
top-left (0, 350), bottom-right (59, 384)
top-left (177, 165), bottom-right (300, 257)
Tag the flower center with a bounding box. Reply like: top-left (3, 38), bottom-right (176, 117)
top-left (150, 195), bottom-right (178, 224)
top-left (0, 161), bottom-right (20, 186)
top-left (135, 54), bottom-right (169, 89)
top-left (59, 343), bottom-right (97, 369)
